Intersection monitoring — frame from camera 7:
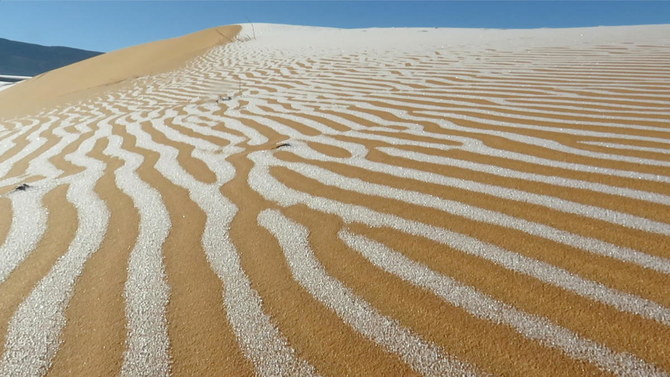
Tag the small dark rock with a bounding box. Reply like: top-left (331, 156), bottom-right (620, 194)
top-left (273, 143), bottom-right (291, 150)
top-left (14, 183), bottom-right (31, 192)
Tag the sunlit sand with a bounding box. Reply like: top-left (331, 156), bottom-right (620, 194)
top-left (0, 23), bottom-right (669, 376)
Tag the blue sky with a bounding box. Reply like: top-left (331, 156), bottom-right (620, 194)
top-left (1, 1), bottom-right (669, 52)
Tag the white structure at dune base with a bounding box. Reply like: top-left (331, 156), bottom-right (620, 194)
top-left (0, 83), bottom-right (14, 92)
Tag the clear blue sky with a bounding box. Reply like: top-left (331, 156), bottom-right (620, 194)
top-left (1, 1), bottom-right (669, 52)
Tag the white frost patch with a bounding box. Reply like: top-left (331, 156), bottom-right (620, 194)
top-left (286, 141), bottom-right (670, 236)
top-left (377, 146), bottom-right (670, 206)
top-left (0, 133), bottom-right (108, 377)
top-left (104, 131), bottom-right (172, 377)
top-left (264, 151), bottom-right (670, 275)
top-left (237, 23), bottom-right (670, 53)
top-left (339, 231), bottom-right (668, 377)
top-left (0, 189), bottom-right (48, 284)
top-left (247, 151), bottom-right (670, 327)
top-left (258, 209), bottom-right (482, 377)
top-left (116, 113), bottom-right (318, 377)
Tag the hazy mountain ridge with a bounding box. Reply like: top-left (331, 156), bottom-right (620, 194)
top-left (0, 37), bottom-right (101, 76)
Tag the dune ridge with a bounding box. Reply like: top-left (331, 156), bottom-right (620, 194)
top-left (0, 23), bottom-right (669, 376)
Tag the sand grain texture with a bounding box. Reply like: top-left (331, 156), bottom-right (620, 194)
top-left (0, 23), bottom-right (669, 376)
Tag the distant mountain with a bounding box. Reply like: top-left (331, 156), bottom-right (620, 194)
top-left (0, 37), bottom-right (102, 77)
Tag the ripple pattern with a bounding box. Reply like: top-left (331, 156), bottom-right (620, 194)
top-left (0, 24), bottom-right (669, 377)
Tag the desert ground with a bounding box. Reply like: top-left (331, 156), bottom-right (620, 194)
top-left (0, 23), bottom-right (669, 377)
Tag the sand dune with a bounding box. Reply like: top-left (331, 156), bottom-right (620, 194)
top-left (0, 26), bottom-right (240, 118)
top-left (0, 23), bottom-right (669, 377)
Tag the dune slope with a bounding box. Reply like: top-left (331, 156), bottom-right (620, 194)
top-left (0, 23), bottom-right (669, 377)
top-left (0, 25), bottom-right (240, 118)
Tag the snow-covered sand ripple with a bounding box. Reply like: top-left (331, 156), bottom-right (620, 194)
top-left (0, 23), bottom-right (669, 377)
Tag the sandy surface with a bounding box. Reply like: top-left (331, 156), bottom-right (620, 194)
top-left (0, 23), bottom-right (669, 376)
top-left (0, 26), bottom-right (240, 119)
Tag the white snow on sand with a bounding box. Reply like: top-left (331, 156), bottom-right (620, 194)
top-left (0, 22), bottom-right (669, 377)
top-left (236, 23), bottom-right (670, 52)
